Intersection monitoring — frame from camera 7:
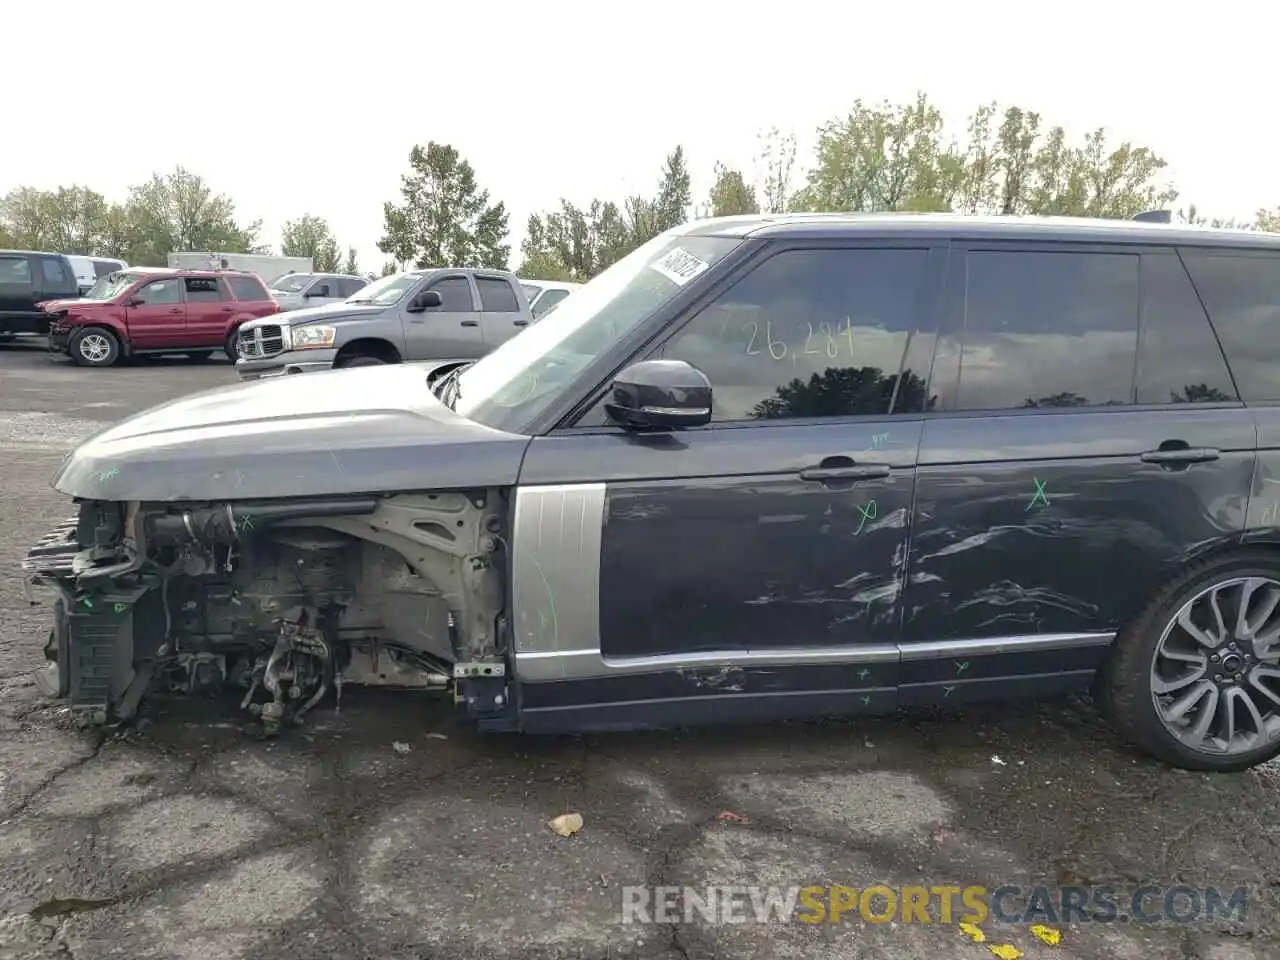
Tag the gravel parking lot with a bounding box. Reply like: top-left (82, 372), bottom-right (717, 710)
top-left (0, 341), bottom-right (1277, 960)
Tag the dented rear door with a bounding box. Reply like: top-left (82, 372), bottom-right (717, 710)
top-left (901, 242), bottom-right (1254, 705)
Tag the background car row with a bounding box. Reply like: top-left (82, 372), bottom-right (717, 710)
top-left (0, 247), bottom-right (579, 369)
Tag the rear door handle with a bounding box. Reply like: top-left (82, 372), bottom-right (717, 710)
top-left (169, 308), bottom-right (182, 315)
top-left (1141, 447), bottom-right (1220, 465)
top-left (513, 319), bottom-right (529, 326)
top-left (461, 320), bottom-right (479, 327)
top-left (800, 463), bottom-right (891, 482)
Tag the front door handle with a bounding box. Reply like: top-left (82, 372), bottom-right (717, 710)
top-left (1141, 446), bottom-right (1220, 465)
top-left (800, 460), bottom-right (891, 482)
top-left (513, 319), bottom-right (529, 326)
top-left (461, 320), bottom-right (479, 327)
top-left (169, 308), bottom-right (182, 315)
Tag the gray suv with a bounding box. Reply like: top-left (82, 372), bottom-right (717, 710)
top-left (235, 267), bottom-right (533, 380)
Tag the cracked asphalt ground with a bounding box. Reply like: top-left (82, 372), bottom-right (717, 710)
top-left (1, 343), bottom-right (1279, 960)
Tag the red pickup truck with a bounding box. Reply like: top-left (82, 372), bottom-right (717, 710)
top-left (43, 267), bottom-right (280, 367)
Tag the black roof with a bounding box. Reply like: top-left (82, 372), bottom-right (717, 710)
top-left (682, 213), bottom-right (1280, 250)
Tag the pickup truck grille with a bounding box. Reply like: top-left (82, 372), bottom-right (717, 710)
top-left (238, 324), bottom-right (285, 359)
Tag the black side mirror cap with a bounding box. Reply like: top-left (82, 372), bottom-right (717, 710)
top-left (605, 359), bottom-right (712, 431)
top-left (407, 289), bottom-right (443, 312)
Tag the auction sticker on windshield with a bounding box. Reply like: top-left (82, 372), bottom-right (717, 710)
top-left (650, 247), bottom-right (710, 286)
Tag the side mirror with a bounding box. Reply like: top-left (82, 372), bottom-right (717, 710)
top-left (407, 289), bottom-right (443, 313)
top-left (605, 359), bottom-right (712, 431)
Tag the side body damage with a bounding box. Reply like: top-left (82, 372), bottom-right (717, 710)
top-left (23, 491), bottom-right (512, 732)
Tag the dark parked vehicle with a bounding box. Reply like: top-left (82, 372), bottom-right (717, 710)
top-left (22, 213), bottom-right (1280, 771)
top-left (43, 267), bottom-right (281, 366)
top-left (0, 250), bottom-right (79, 339)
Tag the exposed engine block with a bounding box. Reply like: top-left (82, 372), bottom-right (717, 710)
top-left (22, 491), bottom-right (510, 734)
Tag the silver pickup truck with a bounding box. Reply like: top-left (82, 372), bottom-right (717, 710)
top-left (234, 267), bottom-right (533, 380)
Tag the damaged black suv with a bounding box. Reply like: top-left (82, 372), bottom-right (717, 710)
top-left (22, 212), bottom-right (1280, 772)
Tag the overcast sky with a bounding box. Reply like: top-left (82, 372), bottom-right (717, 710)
top-left (5, 1), bottom-right (1276, 272)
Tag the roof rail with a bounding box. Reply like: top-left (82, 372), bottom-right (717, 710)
top-left (1132, 210), bottom-right (1173, 224)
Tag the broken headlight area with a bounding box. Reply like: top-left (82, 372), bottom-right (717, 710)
top-left (21, 491), bottom-right (512, 735)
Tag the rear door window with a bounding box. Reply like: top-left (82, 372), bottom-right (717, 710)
top-left (477, 276), bottom-right (519, 312)
top-left (1136, 253), bottom-right (1239, 404)
top-left (1181, 250), bottom-right (1280, 402)
top-left (952, 249), bottom-right (1139, 411)
top-left (38, 256), bottom-right (72, 289)
top-left (184, 277), bottom-right (229, 302)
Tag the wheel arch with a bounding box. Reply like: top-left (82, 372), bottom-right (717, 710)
top-left (336, 338), bottom-right (402, 364)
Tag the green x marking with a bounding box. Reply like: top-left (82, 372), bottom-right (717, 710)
top-left (1026, 477), bottom-right (1049, 510)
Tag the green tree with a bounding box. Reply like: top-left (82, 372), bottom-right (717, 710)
top-left (707, 163), bottom-right (759, 217)
top-left (792, 93), bottom-right (1177, 219)
top-left (653, 145), bottom-right (692, 230)
top-left (0, 185), bottom-right (125, 255)
top-left (757, 127), bottom-right (798, 214)
top-left (280, 214), bottom-right (341, 271)
top-left (342, 247), bottom-right (360, 275)
top-left (124, 167), bottom-right (263, 265)
top-left (380, 260), bottom-right (399, 277)
top-left (518, 201), bottom-right (633, 281)
top-left (378, 142), bottom-right (509, 269)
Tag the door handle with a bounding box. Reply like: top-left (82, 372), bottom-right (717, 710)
top-left (513, 319), bottom-right (529, 326)
top-left (461, 320), bottom-right (479, 327)
top-left (1140, 446), bottom-right (1220, 465)
top-left (169, 308), bottom-right (182, 315)
top-left (800, 458), bottom-right (891, 482)
top-left (220, 306), bottom-right (233, 312)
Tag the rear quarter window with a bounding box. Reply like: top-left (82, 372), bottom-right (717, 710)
top-left (227, 275), bottom-right (269, 301)
top-left (1181, 249), bottom-right (1280, 402)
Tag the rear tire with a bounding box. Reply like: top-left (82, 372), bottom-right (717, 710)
top-left (337, 355), bottom-right (386, 368)
top-left (69, 327), bottom-right (121, 367)
top-left (1100, 548), bottom-right (1280, 771)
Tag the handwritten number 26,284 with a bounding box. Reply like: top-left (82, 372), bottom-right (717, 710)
top-left (745, 318), bottom-right (856, 360)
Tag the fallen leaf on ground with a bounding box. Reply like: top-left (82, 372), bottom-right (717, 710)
top-left (549, 813), bottom-right (583, 837)
top-left (392, 741), bottom-right (410, 755)
top-left (714, 811), bottom-right (751, 823)
top-left (1029, 924), bottom-right (1060, 945)
top-left (958, 921), bottom-right (985, 942)
top-left (987, 945), bottom-right (1022, 960)
top-left (425, 732), bottom-right (448, 740)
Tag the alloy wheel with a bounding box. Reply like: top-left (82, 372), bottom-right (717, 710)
top-left (1151, 576), bottom-right (1280, 756)
top-left (78, 334), bottom-right (112, 364)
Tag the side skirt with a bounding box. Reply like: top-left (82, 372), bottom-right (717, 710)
top-left (511, 633), bottom-right (1113, 734)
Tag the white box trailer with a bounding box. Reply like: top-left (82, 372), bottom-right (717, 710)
top-left (166, 252), bottom-right (313, 286)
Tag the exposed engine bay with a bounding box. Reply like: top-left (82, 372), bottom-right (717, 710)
top-left (22, 492), bottom-right (513, 734)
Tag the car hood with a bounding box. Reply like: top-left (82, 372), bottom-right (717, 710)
top-left (40, 298), bottom-right (107, 312)
top-left (53, 364), bottom-right (531, 502)
top-left (277, 302), bottom-right (384, 326)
